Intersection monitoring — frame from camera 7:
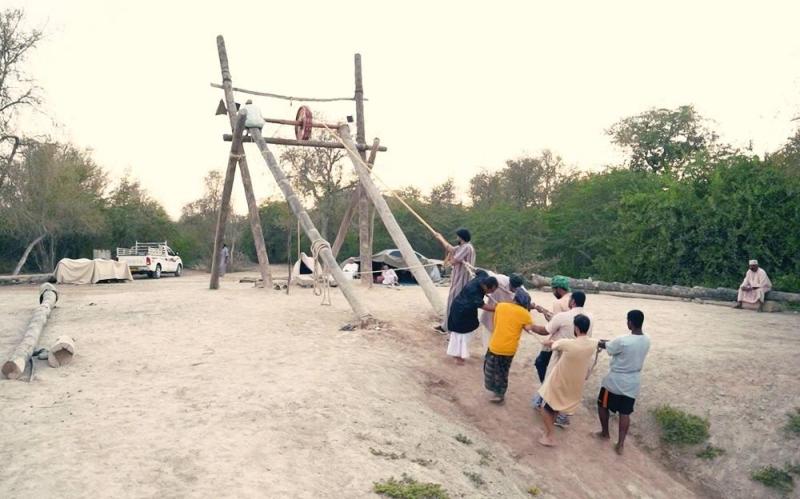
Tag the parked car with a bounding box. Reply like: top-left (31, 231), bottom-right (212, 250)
top-left (116, 241), bottom-right (183, 279)
top-left (351, 249), bottom-right (443, 284)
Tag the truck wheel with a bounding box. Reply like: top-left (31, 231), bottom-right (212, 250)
top-left (175, 264), bottom-right (182, 277)
top-left (154, 264), bottom-right (162, 279)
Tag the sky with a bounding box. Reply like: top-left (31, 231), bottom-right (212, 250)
top-left (14, 0), bottom-right (800, 218)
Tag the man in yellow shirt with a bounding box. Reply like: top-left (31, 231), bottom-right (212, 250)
top-left (484, 289), bottom-right (548, 404)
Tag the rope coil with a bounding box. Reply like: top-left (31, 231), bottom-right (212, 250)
top-left (311, 239), bottom-right (332, 306)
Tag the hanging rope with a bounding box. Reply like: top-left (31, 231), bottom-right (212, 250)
top-left (311, 238), bottom-right (332, 306)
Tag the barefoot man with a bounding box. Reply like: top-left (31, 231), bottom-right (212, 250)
top-left (596, 310), bottom-right (651, 455)
top-left (733, 259), bottom-right (772, 311)
top-left (536, 314), bottom-right (598, 447)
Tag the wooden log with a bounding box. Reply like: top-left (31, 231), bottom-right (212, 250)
top-left (354, 54), bottom-right (372, 288)
top-left (210, 82), bottom-right (360, 102)
top-left (47, 335), bottom-right (75, 368)
top-left (332, 138), bottom-right (380, 258)
top-left (2, 283), bottom-right (58, 380)
top-left (216, 36), bottom-right (273, 288)
top-left (247, 127), bottom-right (373, 324)
top-left (0, 273), bottom-right (53, 285)
top-left (209, 110), bottom-right (247, 290)
top-left (528, 273), bottom-right (800, 304)
top-left (223, 134), bottom-right (388, 151)
top-left (337, 124), bottom-right (445, 316)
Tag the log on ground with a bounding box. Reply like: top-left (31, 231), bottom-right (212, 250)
top-left (2, 283), bottom-right (59, 380)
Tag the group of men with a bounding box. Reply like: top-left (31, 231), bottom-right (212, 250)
top-left (434, 228), bottom-right (650, 453)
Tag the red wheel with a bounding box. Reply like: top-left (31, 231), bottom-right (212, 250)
top-left (295, 106), bottom-right (313, 140)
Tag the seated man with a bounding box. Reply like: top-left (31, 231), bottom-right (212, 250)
top-left (380, 264), bottom-right (399, 286)
top-left (342, 258), bottom-right (359, 280)
top-left (734, 259), bottom-right (772, 311)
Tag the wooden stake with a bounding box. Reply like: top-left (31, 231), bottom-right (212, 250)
top-left (354, 54), bottom-right (372, 288)
top-left (2, 283), bottom-right (58, 380)
top-left (337, 125), bottom-right (445, 315)
top-left (216, 36), bottom-right (273, 288)
top-left (210, 110), bottom-right (247, 290)
top-left (247, 128), bottom-right (373, 323)
top-left (332, 138), bottom-right (381, 258)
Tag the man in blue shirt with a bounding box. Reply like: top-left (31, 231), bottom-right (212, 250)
top-left (595, 309), bottom-right (651, 455)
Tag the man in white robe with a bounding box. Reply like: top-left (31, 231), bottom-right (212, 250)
top-left (734, 259), bottom-right (772, 311)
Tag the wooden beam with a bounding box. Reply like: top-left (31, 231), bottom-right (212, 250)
top-left (216, 36), bottom-right (273, 289)
top-left (338, 124), bottom-right (445, 315)
top-left (247, 127), bottom-right (373, 324)
top-left (223, 134), bottom-right (388, 151)
top-left (2, 283), bottom-right (58, 380)
top-left (209, 110), bottom-right (247, 290)
top-left (354, 54), bottom-right (372, 288)
top-left (332, 138), bottom-right (380, 258)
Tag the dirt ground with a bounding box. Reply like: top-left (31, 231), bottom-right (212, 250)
top-left (1, 269), bottom-right (798, 498)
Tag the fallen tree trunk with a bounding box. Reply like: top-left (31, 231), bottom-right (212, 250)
top-left (2, 283), bottom-right (59, 380)
top-left (0, 273), bottom-right (53, 285)
top-left (529, 274), bottom-right (800, 304)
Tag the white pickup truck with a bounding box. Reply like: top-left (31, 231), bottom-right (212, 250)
top-left (116, 241), bottom-right (183, 279)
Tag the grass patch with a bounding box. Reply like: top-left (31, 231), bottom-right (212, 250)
top-left (373, 474), bottom-right (450, 499)
top-left (410, 457), bottom-right (435, 468)
top-left (476, 448), bottom-right (493, 466)
top-left (463, 471), bottom-right (485, 488)
top-left (652, 405), bottom-right (709, 445)
top-left (696, 445), bottom-right (725, 460)
top-left (527, 486), bottom-right (542, 496)
top-left (785, 408), bottom-right (800, 435)
top-left (370, 447), bottom-right (406, 460)
top-left (751, 466), bottom-right (794, 494)
top-left (454, 433), bottom-right (473, 445)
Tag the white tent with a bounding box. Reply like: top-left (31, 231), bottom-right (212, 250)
top-left (291, 252), bottom-right (338, 287)
top-left (55, 258), bottom-right (132, 284)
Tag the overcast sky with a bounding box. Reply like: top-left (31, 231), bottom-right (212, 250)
top-left (15, 0), bottom-right (800, 218)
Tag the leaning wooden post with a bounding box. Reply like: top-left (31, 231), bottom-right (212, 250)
top-left (337, 125), bottom-right (445, 316)
top-left (210, 110), bottom-right (247, 290)
top-left (354, 54), bottom-right (372, 288)
top-left (217, 36), bottom-right (273, 288)
top-left (332, 137), bottom-right (381, 258)
top-left (2, 283), bottom-right (58, 380)
top-left (247, 127), bottom-right (374, 324)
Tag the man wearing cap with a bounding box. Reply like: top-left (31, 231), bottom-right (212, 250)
top-left (435, 228), bottom-right (476, 333)
top-left (534, 275), bottom-right (572, 321)
top-left (734, 259), bottom-right (772, 311)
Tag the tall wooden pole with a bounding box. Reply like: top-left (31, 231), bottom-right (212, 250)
top-left (217, 36), bottom-right (273, 288)
top-left (332, 137), bottom-right (381, 258)
top-left (210, 110), bottom-right (247, 290)
top-left (338, 125), bottom-right (445, 316)
top-left (354, 54), bottom-right (372, 287)
top-left (248, 127), bottom-right (373, 324)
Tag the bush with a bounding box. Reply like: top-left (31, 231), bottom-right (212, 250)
top-left (785, 408), bottom-right (800, 436)
top-left (652, 405), bottom-right (710, 445)
top-left (373, 474), bottom-right (449, 499)
top-left (696, 445), bottom-right (725, 460)
top-left (751, 466), bottom-right (794, 494)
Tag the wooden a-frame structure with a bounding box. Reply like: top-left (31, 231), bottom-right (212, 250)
top-left (210, 35), bottom-right (445, 324)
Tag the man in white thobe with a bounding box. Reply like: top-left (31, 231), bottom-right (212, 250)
top-left (734, 259), bottom-right (772, 311)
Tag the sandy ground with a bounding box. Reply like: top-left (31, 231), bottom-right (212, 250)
top-left (0, 269), bottom-right (798, 498)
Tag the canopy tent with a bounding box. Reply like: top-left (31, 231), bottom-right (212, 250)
top-left (55, 258), bottom-right (132, 284)
top-left (354, 249), bottom-right (443, 284)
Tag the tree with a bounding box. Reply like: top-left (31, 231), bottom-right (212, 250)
top-left (279, 129), bottom-right (351, 239)
top-left (105, 174), bottom-right (175, 249)
top-left (1, 142), bottom-right (107, 273)
top-left (0, 8), bottom-right (43, 190)
top-left (427, 177), bottom-right (458, 206)
top-left (607, 105), bottom-right (719, 176)
top-left (469, 170), bottom-right (503, 206)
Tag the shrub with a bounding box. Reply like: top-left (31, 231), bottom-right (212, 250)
top-left (696, 445), bottom-right (725, 460)
top-left (652, 405), bottom-right (710, 445)
top-left (785, 408), bottom-right (800, 435)
top-left (751, 466), bottom-right (794, 494)
top-left (373, 474), bottom-right (449, 499)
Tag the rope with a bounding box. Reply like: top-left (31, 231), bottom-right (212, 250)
top-left (211, 83), bottom-right (360, 103)
top-left (311, 239), bottom-right (332, 306)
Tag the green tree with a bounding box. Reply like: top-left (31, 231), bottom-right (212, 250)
top-left (105, 174), bottom-right (175, 249)
top-left (608, 105), bottom-right (719, 177)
